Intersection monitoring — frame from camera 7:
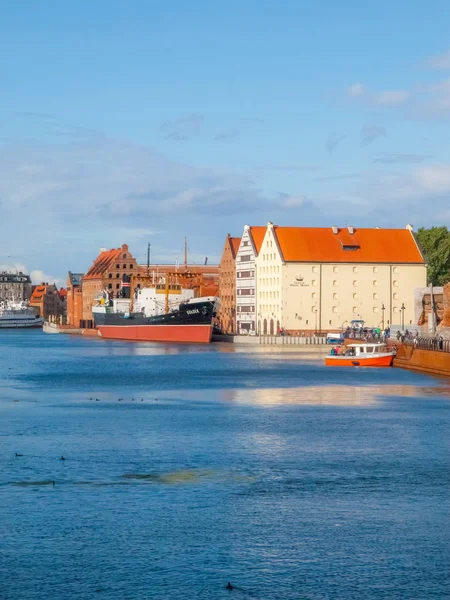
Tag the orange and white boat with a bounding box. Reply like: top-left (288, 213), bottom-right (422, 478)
top-left (325, 343), bottom-right (394, 367)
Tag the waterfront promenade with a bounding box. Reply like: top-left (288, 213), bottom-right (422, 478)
top-left (1, 330), bottom-right (449, 599)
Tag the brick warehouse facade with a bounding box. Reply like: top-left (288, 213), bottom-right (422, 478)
top-left (82, 244), bottom-right (139, 327)
top-left (217, 234), bottom-right (240, 333)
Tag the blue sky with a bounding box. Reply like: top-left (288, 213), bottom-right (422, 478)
top-left (1, 0), bottom-right (450, 283)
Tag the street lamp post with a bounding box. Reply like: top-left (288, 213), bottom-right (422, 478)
top-left (381, 303), bottom-right (385, 330)
top-left (400, 303), bottom-right (406, 331)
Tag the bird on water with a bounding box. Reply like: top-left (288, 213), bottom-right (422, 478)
top-left (226, 582), bottom-right (233, 591)
top-left (15, 452), bottom-right (23, 457)
top-left (60, 456), bottom-right (66, 461)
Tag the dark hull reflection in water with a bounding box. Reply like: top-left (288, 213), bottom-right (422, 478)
top-left (1, 330), bottom-right (450, 600)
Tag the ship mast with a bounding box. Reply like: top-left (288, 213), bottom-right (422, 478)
top-left (184, 236), bottom-right (187, 270)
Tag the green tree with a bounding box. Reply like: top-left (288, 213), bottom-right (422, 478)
top-left (416, 226), bottom-right (450, 286)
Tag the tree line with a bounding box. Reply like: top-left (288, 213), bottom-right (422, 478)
top-left (416, 226), bottom-right (450, 287)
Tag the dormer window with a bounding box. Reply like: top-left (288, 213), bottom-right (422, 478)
top-left (123, 254), bottom-right (127, 259)
top-left (341, 243), bottom-right (360, 251)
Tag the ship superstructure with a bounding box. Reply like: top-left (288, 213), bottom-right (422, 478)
top-left (0, 300), bottom-right (44, 329)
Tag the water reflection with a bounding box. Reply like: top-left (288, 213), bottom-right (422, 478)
top-left (220, 384), bottom-right (449, 406)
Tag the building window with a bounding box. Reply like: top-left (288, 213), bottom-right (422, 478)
top-left (312, 280), bottom-right (317, 286)
top-left (373, 307), bottom-right (378, 313)
top-left (332, 306), bottom-right (337, 313)
top-left (312, 266), bottom-right (318, 273)
top-left (311, 306), bottom-right (316, 313)
top-left (353, 306), bottom-right (358, 313)
top-left (353, 293), bottom-right (358, 299)
top-left (393, 267), bottom-right (399, 274)
top-left (393, 293), bottom-right (399, 300)
top-left (333, 280), bottom-right (338, 286)
top-left (116, 274), bottom-right (120, 278)
top-left (353, 267), bottom-right (358, 273)
top-left (240, 255), bottom-right (251, 262)
top-left (353, 280), bottom-right (358, 287)
top-left (312, 292), bottom-right (317, 299)
top-left (373, 280), bottom-right (378, 287)
top-left (130, 264), bottom-right (133, 269)
top-left (243, 240), bottom-right (249, 247)
top-left (333, 266), bottom-right (338, 274)
top-left (116, 284), bottom-right (120, 289)
top-left (108, 274), bottom-right (112, 278)
top-left (373, 267), bottom-right (378, 274)
top-left (329, 320), bottom-right (332, 325)
top-left (333, 293), bottom-right (338, 299)
top-left (306, 320), bottom-right (309, 325)
top-left (123, 264), bottom-right (127, 269)
top-left (393, 306), bottom-right (398, 313)
top-left (393, 280), bottom-right (398, 287)
top-left (373, 293), bottom-right (378, 300)
top-left (108, 284), bottom-right (112, 289)
top-left (116, 264), bottom-right (120, 269)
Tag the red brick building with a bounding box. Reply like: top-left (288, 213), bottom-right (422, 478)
top-left (217, 234), bottom-right (240, 333)
top-left (66, 272), bottom-right (84, 328)
top-left (82, 244), bottom-right (139, 327)
top-left (29, 283), bottom-right (65, 319)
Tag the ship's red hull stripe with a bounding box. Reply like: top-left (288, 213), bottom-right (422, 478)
top-left (97, 324), bottom-right (213, 343)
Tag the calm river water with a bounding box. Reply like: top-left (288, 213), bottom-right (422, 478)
top-left (1, 331), bottom-right (449, 600)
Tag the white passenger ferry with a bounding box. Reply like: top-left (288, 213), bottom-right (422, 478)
top-left (0, 300), bottom-right (44, 329)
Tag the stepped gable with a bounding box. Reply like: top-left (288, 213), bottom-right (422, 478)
top-left (273, 226), bottom-right (425, 264)
top-left (83, 248), bottom-right (121, 280)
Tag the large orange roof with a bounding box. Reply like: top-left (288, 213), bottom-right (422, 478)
top-left (249, 226), bottom-right (266, 254)
top-left (273, 227), bottom-right (424, 264)
top-left (83, 248), bottom-right (121, 280)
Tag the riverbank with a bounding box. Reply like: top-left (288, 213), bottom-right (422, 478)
top-left (213, 334), bottom-right (327, 345)
top-left (394, 344), bottom-right (450, 377)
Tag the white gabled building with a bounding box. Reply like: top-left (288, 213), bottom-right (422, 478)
top-left (235, 225), bottom-right (265, 333)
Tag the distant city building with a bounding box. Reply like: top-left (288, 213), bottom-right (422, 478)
top-left (82, 244), bottom-right (139, 327)
top-left (255, 222), bottom-right (427, 335)
top-left (139, 264), bottom-right (219, 297)
top-left (29, 283), bottom-right (65, 318)
top-left (66, 272), bottom-right (84, 328)
top-left (0, 271), bottom-right (32, 302)
top-left (235, 225), bottom-right (266, 333)
top-left (217, 234), bottom-right (240, 333)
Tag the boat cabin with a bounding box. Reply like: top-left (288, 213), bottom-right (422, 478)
top-left (345, 343), bottom-right (389, 356)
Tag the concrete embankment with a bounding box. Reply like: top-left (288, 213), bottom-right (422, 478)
top-left (43, 322), bottom-right (99, 337)
top-left (213, 334), bottom-right (326, 345)
top-left (394, 344), bottom-right (450, 377)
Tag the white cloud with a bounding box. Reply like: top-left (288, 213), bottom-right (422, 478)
top-left (30, 269), bottom-right (64, 287)
top-left (347, 83), bottom-right (366, 97)
top-left (282, 194), bottom-right (306, 208)
top-left (425, 50), bottom-right (450, 70)
top-left (375, 90), bottom-right (410, 106)
top-left (346, 83), bottom-right (409, 107)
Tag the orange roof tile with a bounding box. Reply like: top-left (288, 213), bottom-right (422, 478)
top-left (273, 227), bottom-right (424, 264)
top-left (249, 226), bottom-right (266, 254)
top-left (83, 248), bottom-right (122, 280)
top-left (230, 237), bottom-right (241, 258)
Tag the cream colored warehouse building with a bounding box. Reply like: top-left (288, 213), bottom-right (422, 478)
top-left (255, 223), bottom-right (427, 335)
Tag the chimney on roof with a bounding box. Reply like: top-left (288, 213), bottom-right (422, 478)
top-left (406, 224), bottom-right (414, 231)
top-left (99, 247), bottom-right (107, 253)
top-left (332, 226), bottom-right (339, 234)
top-left (348, 225), bottom-right (355, 235)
